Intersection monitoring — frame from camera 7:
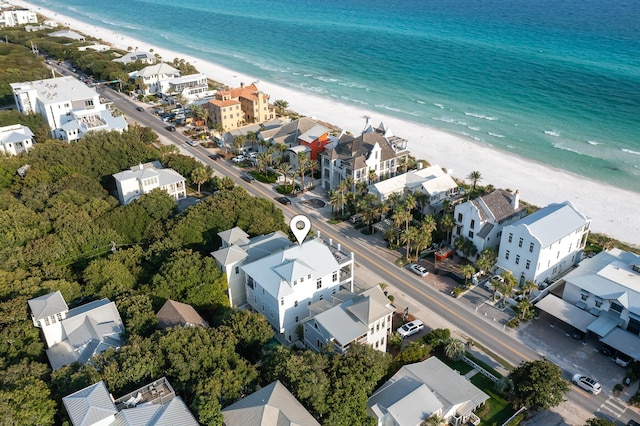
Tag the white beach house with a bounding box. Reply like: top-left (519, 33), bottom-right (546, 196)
top-left (112, 161), bottom-right (187, 205)
top-left (0, 124), bottom-right (34, 155)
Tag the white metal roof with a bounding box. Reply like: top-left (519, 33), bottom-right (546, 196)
top-left (514, 201), bottom-right (589, 247)
top-left (28, 290), bottom-right (68, 321)
top-left (535, 294), bottom-right (596, 332)
top-left (63, 381), bottom-right (117, 426)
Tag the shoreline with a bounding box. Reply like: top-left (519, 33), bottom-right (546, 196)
top-left (14, 0), bottom-right (640, 246)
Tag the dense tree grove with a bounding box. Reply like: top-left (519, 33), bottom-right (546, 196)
top-left (509, 359), bottom-right (569, 411)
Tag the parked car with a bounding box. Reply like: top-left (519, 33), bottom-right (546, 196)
top-left (275, 197), bottom-right (291, 205)
top-left (186, 139), bottom-right (197, 147)
top-left (398, 320), bottom-right (424, 338)
top-left (572, 374), bottom-right (602, 394)
top-left (408, 263), bottom-right (429, 277)
top-left (350, 213), bottom-right (363, 223)
top-left (570, 330), bottom-right (585, 340)
top-left (165, 125), bottom-right (176, 132)
top-left (598, 346), bottom-right (614, 357)
top-left (241, 174), bottom-right (255, 183)
top-left (136, 106), bottom-right (144, 112)
top-left (232, 155), bottom-right (247, 163)
top-left (616, 354), bottom-right (632, 367)
top-left (208, 154), bottom-right (220, 161)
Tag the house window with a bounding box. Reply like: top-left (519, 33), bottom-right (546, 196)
top-left (319, 294), bottom-right (324, 301)
top-left (270, 310), bottom-right (274, 318)
top-left (293, 280), bottom-right (297, 286)
top-left (611, 302), bottom-right (623, 313)
top-left (515, 255), bottom-right (520, 265)
top-left (308, 274), bottom-right (311, 280)
top-left (50, 315), bottom-right (56, 324)
top-left (529, 242), bottom-right (534, 252)
top-left (457, 213), bottom-right (463, 222)
top-left (332, 271), bottom-right (338, 282)
top-left (376, 323), bottom-right (380, 331)
top-left (316, 278), bottom-right (322, 289)
top-left (280, 298), bottom-right (284, 305)
top-left (456, 226), bottom-right (461, 235)
top-left (468, 231), bottom-right (474, 238)
top-left (300, 276), bottom-right (304, 283)
top-left (294, 300), bottom-right (298, 307)
top-left (505, 250), bottom-right (510, 260)
top-left (508, 233), bottom-right (513, 243)
top-left (581, 293), bottom-right (588, 301)
top-left (295, 316), bottom-right (299, 323)
top-left (370, 327), bottom-right (374, 334)
top-left (235, 266), bottom-right (240, 275)
top-left (262, 288), bottom-right (265, 295)
top-left (375, 341), bottom-right (379, 348)
top-left (332, 288), bottom-right (336, 294)
top-left (595, 300), bottom-right (602, 308)
top-left (518, 238), bottom-right (523, 248)
top-left (497, 231), bottom-right (502, 239)
top-left (470, 219), bottom-right (475, 229)
top-left (525, 260), bottom-right (530, 270)
top-left (57, 313), bottom-right (62, 321)
top-left (44, 317), bottom-right (50, 326)
top-left (568, 244), bottom-right (572, 252)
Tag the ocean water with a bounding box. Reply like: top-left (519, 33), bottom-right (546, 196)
top-left (29, 0), bottom-right (640, 191)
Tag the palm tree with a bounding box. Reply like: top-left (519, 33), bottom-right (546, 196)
top-left (273, 99), bottom-right (289, 115)
top-left (521, 280), bottom-right (538, 298)
top-left (423, 414), bottom-right (446, 426)
top-left (398, 156), bottom-right (409, 174)
top-left (516, 299), bottom-right (535, 321)
top-left (413, 231), bottom-right (431, 259)
top-left (257, 152), bottom-right (270, 174)
top-left (466, 170), bottom-right (483, 190)
top-left (190, 166), bottom-right (210, 195)
top-left (413, 192), bottom-right (429, 218)
top-left (401, 226), bottom-right (419, 261)
top-left (297, 158), bottom-right (309, 192)
top-left (460, 264), bottom-right (476, 287)
top-left (404, 193), bottom-right (417, 213)
top-left (246, 131), bottom-right (258, 150)
top-left (329, 189), bottom-right (346, 218)
top-left (438, 214), bottom-right (454, 245)
top-left (444, 338), bottom-right (465, 361)
top-left (275, 162), bottom-right (292, 188)
top-left (386, 192), bottom-right (403, 210)
top-left (368, 169), bottom-right (378, 185)
top-left (233, 134), bottom-right (247, 154)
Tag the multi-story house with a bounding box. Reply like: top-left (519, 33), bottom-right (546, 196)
top-left (129, 63), bottom-right (181, 95)
top-left (0, 6), bottom-right (37, 27)
top-left (369, 164), bottom-right (460, 214)
top-left (452, 189), bottom-right (528, 261)
top-left (260, 117), bottom-right (332, 161)
top-left (58, 108), bottom-right (128, 141)
top-left (319, 120), bottom-right (409, 190)
top-left (207, 83), bottom-right (273, 131)
top-left (495, 201), bottom-right (590, 285)
top-left (303, 285), bottom-right (394, 354)
top-left (0, 124), bottom-right (34, 155)
top-left (215, 228), bottom-right (354, 343)
top-left (165, 73), bottom-right (209, 100)
top-left (11, 76), bottom-right (104, 135)
top-left (28, 291), bottom-right (124, 370)
top-left (63, 377), bottom-right (199, 426)
top-left (536, 248), bottom-right (640, 363)
top-left (113, 51), bottom-right (157, 65)
top-left (112, 161), bottom-right (186, 205)
top-left (212, 227), bottom-right (293, 308)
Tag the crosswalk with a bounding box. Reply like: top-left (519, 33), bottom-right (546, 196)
top-left (598, 395), bottom-right (636, 422)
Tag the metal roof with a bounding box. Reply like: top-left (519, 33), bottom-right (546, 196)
top-left (28, 290), bottom-right (68, 321)
top-left (535, 294), bottom-right (596, 333)
top-left (600, 328), bottom-right (640, 359)
top-left (63, 381), bottom-right (117, 426)
top-left (513, 201), bottom-right (589, 247)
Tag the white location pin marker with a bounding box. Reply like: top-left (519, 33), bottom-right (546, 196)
top-left (290, 215), bottom-right (311, 245)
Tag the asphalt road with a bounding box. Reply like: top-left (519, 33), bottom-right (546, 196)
top-left (101, 86), bottom-right (634, 424)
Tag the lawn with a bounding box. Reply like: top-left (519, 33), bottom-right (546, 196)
top-left (470, 374), bottom-right (516, 426)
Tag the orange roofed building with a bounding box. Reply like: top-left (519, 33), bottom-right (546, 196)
top-left (208, 82), bottom-right (273, 131)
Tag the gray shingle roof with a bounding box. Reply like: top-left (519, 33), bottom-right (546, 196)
top-left (156, 300), bottom-right (208, 329)
top-left (222, 380), bottom-right (320, 426)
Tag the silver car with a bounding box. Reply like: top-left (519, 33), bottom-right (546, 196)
top-left (572, 374), bottom-right (602, 394)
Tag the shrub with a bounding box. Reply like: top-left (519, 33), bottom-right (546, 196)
top-left (507, 318), bottom-right (520, 328)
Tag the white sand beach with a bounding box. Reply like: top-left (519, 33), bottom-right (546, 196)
top-left (17, 1), bottom-right (640, 246)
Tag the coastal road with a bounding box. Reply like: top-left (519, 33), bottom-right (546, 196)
top-left (103, 87), bottom-right (627, 422)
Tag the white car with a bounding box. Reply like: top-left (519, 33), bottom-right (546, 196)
top-left (397, 320), bottom-right (424, 338)
top-left (409, 263), bottom-right (429, 277)
top-left (572, 374), bottom-right (602, 394)
top-left (232, 155), bottom-right (247, 163)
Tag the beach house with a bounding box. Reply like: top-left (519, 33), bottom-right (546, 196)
top-left (28, 291), bottom-right (124, 370)
top-left (535, 248), bottom-right (640, 364)
top-left (319, 119), bottom-right (409, 191)
top-left (63, 377), bottom-right (199, 426)
top-left (0, 124), bottom-right (34, 155)
top-left (259, 117), bottom-right (332, 161)
top-left (222, 380), bottom-right (320, 426)
top-left (11, 76), bottom-right (105, 136)
top-left (207, 83), bottom-right (273, 131)
top-left (112, 161), bottom-right (187, 205)
top-left (58, 108), bottom-right (128, 141)
top-left (367, 357), bottom-right (489, 426)
top-left (495, 201), bottom-right (590, 285)
top-left (0, 6), bottom-right (37, 27)
top-left (113, 51), bottom-right (157, 65)
top-left (128, 62), bottom-right (181, 95)
top-left (302, 285), bottom-right (394, 354)
top-left (452, 189), bottom-right (528, 262)
top-left (369, 164), bottom-right (460, 213)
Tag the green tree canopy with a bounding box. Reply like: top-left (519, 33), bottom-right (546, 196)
top-left (509, 359), bottom-right (569, 411)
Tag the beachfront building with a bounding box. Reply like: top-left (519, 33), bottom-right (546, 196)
top-left (28, 291), bottom-right (124, 370)
top-left (48, 29), bottom-right (85, 41)
top-left (369, 164), bottom-right (460, 214)
top-left (129, 63), bottom-right (181, 95)
top-left (0, 6), bottom-right (37, 27)
top-left (112, 160), bottom-right (187, 205)
top-left (367, 357), bottom-right (489, 426)
top-left (58, 108), bottom-right (128, 141)
top-left (495, 201), bottom-right (590, 285)
top-left (11, 76), bottom-right (105, 136)
top-left (207, 83), bottom-right (273, 131)
top-left (303, 285), bottom-right (394, 354)
top-left (0, 124), bottom-right (34, 155)
top-left (452, 189), bottom-right (528, 262)
top-left (113, 51), bottom-right (157, 65)
top-left (260, 117), bottom-right (332, 161)
top-left (319, 120), bottom-right (409, 191)
top-left (535, 248), bottom-right (640, 362)
top-left (63, 377), bottom-right (199, 426)
top-left (222, 381), bottom-right (320, 426)
top-left (165, 73), bottom-right (209, 100)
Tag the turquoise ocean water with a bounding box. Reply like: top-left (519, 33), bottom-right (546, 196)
top-left (28, 0), bottom-right (640, 192)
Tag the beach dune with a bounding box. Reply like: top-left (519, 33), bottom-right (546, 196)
top-left (15, 0), bottom-right (640, 246)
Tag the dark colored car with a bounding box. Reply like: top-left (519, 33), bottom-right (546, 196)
top-left (165, 125), bottom-right (176, 132)
top-left (598, 346), bottom-right (614, 356)
top-left (276, 197), bottom-right (291, 205)
top-left (136, 106), bottom-right (144, 112)
top-left (241, 174), bottom-right (255, 183)
top-left (208, 154), bottom-right (220, 161)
